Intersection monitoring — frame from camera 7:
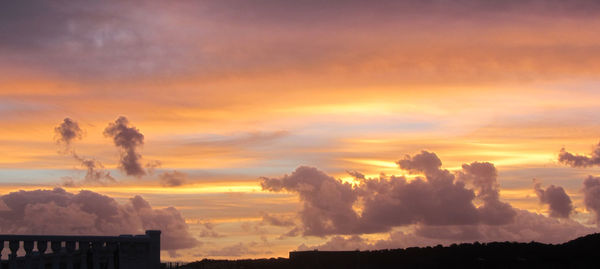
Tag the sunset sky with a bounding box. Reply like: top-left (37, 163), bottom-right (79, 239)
top-left (2, 0), bottom-right (600, 261)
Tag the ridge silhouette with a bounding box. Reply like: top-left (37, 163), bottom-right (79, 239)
top-left (179, 233), bottom-right (600, 268)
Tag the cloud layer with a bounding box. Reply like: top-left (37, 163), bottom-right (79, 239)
top-left (300, 209), bottom-right (595, 251)
top-left (0, 188), bottom-right (198, 250)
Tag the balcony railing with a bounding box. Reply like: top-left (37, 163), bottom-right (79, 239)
top-left (0, 230), bottom-right (160, 269)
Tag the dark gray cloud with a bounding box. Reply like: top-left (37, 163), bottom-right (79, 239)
top-left (559, 144), bottom-right (600, 168)
top-left (56, 116), bottom-right (169, 184)
top-left (533, 180), bottom-right (573, 219)
top-left (72, 153), bottom-right (115, 184)
top-left (54, 118), bottom-right (113, 185)
top-left (54, 117), bottom-right (83, 148)
top-left (262, 151), bottom-right (517, 237)
top-left (159, 171), bottom-right (187, 187)
top-left (583, 176), bottom-right (600, 224)
top-left (0, 188), bottom-right (198, 250)
top-left (104, 116), bottom-right (146, 177)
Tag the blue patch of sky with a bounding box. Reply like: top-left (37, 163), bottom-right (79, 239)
top-left (0, 169), bottom-right (76, 184)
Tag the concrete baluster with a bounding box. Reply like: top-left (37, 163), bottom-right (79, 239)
top-left (8, 240), bottom-right (19, 269)
top-left (0, 240), bottom-right (4, 269)
top-left (65, 241), bottom-right (75, 269)
top-left (79, 241), bottom-right (89, 269)
top-left (91, 242), bottom-right (102, 269)
top-left (50, 241), bottom-right (61, 269)
top-left (37, 241), bottom-right (47, 269)
top-left (24, 241), bottom-right (34, 269)
top-left (0, 230), bottom-right (159, 269)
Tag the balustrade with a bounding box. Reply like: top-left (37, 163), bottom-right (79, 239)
top-left (0, 230), bottom-right (160, 269)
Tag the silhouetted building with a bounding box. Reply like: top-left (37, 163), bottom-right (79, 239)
top-left (0, 230), bottom-right (161, 269)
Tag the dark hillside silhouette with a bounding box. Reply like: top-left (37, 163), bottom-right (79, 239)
top-left (182, 233), bottom-right (600, 269)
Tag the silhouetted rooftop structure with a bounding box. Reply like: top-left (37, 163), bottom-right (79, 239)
top-left (0, 230), bottom-right (160, 269)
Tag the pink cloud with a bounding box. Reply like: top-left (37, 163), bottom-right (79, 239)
top-left (534, 180), bottom-right (573, 219)
top-left (262, 151), bottom-right (520, 236)
top-left (0, 188), bottom-right (198, 250)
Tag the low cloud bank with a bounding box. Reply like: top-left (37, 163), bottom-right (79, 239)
top-left (262, 151), bottom-right (517, 236)
top-left (0, 188), bottom-right (198, 250)
top-left (299, 209), bottom-right (594, 251)
top-left (262, 151), bottom-right (597, 247)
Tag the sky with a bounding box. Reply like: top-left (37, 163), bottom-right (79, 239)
top-left (2, 0), bottom-right (600, 261)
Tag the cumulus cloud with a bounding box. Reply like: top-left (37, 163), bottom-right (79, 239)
top-left (558, 144), bottom-right (600, 168)
top-left (533, 180), bottom-right (573, 219)
top-left (159, 170), bottom-right (187, 187)
top-left (261, 151), bottom-right (526, 238)
top-left (261, 166), bottom-right (359, 236)
top-left (0, 188), bottom-right (198, 250)
top-left (396, 150), bottom-right (443, 176)
top-left (104, 116), bottom-right (146, 177)
top-left (358, 172), bottom-right (479, 231)
top-left (583, 176), bottom-right (600, 224)
top-left (457, 162), bottom-right (516, 225)
top-left (54, 117), bottom-right (83, 149)
top-left (128, 195), bottom-right (199, 250)
top-left (301, 209), bottom-right (595, 251)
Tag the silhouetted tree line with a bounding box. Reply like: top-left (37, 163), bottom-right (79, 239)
top-left (181, 258), bottom-right (289, 269)
top-left (181, 233), bottom-right (600, 269)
